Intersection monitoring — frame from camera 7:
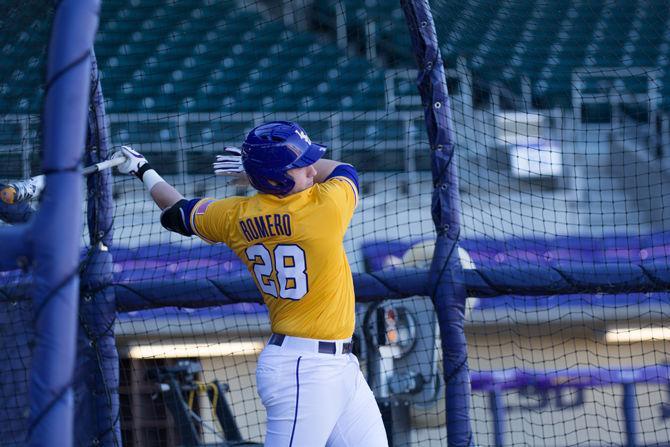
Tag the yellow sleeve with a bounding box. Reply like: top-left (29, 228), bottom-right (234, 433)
top-left (318, 176), bottom-right (359, 232)
top-left (189, 197), bottom-right (241, 245)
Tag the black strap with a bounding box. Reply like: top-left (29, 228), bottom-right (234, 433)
top-left (135, 163), bottom-right (153, 181)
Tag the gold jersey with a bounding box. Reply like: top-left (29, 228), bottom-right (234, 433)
top-left (190, 174), bottom-right (359, 340)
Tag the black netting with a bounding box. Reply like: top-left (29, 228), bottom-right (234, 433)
top-left (2, 1), bottom-right (670, 446)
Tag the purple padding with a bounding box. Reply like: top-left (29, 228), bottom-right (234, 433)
top-left (543, 247), bottom-right (604, 264)
top-left (485, 249), bottom-right (547, 265)
top-left (471, 365), bottom-right (670, 392)
top-left (474, 292), bottom-right (670, 310)
top-left (112, 244), bottom-right (241, 262)
top-left (363, 234), bottom-right (670, 269)
top-left (111, 244), bottom-right (246, 283)
top-left (603, 247), bottom-right (643, 262)
top-left (639, 245), bottom-right (670, 261)
top-left (114, 260), bottom-right (245, 283)
top-left (360, 239), bottom-right (420, 271)
top-left (118, 303), bottom-right (266, 322)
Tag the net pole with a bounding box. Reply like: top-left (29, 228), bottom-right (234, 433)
top-left (400, 1), bottom-right (473, 445)
top-left (75, 49), bottom-right (121, 446)
top-left (28, 1), bottom-right (99, 446)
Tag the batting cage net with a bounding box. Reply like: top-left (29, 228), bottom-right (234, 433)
top-left (1, 1), bottom-right (670, 446)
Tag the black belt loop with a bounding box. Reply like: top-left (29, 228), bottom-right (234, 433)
top-left (318, 341), bottom-right (336, 354)
top-left (269, 333), bottom-right (285, 346)
top-left (268, 333), bottom-right (352, 355)
top-left (317, 341), bottom-right (353, 354)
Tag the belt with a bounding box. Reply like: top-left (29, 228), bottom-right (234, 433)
top-left (268, 333), bottom-right (352, 355)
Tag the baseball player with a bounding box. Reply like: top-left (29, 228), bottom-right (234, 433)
top-left (115, 121), bottom-right (388, 446)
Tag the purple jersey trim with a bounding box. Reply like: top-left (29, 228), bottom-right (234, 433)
top-left (182, 198), bottom-right (202, 235)
top-left (326, 164), bottom-right (359, 192)
top-left (289, 356), bottom-right (302, 446)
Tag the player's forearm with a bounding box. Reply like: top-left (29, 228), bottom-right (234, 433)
top-left (149, 181), bottom-right (184, 210)
top-left (313, 159), bottom-right (347, 183)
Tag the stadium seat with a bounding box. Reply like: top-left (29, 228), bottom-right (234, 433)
top-left (627, 3), bottom-right (669, 67)
top-left (340, 119), bottom-right (406, 142)
top-left (16, 0), bottom-right (670, 116)
top-left (0, 122), bottom-right (23, 145)
top-left (110, 121), bottom-right (179, 144)
top-left (185, 120), bottom-right (251, 144)
top-left (265, 96), bottom-right (300, 112)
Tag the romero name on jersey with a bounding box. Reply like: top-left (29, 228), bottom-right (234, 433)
top-left (190, 165), bottom-right (360, 340)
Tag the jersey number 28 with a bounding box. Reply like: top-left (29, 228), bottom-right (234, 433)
top-left (245, 244), bottom-right (308, 300)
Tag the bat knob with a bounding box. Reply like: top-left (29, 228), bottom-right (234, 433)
top-left (0, 186), bottom-right (16, 205)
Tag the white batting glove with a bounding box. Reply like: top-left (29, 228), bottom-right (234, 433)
top-left (112, 145), bottom-right (148, 177)
top-left (213, 146), bottom-right (244, 176)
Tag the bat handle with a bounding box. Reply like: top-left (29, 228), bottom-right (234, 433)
top-left (82, 155), bottom-right (126, 175)
top-left (0, 155), bottom-right (126, 204)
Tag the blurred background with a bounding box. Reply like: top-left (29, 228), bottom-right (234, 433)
top-left (2, 0), bottom-right (670, 445)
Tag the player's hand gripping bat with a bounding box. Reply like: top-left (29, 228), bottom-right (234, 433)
top-left (0, 155), bottom-right (127, 204)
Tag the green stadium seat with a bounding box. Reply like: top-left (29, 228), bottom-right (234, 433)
top-left (192, 95), bottom-right (237, 113)
top-left (106, 97), bottom-right (142, 113)
top-left (90, 1), bottom-right (373, 114)
top-left (340, 120), bottom-right (406, 142)
top-left (143, 94), bottom-right (183, 113)
top-left (110, 121), bottom-right (179, 144)
top-left (133, 150), bottom-right (179, 175)
top-left (298, 120), bottom-right (332, 142)
top-left (310, 0), bottom-right (338, 32)
top-left (185, 150), bottom-right (216, 175)
top-left (232, 95), bottom-right (262, 112)
top-left (628, 2), bottom-right (669, 66)
top-left (185, 120), bottom-right (251, 144)
top-left (0, 152), bottom-right (24, 179)
top-left (341, 148), bottom-right (404, 171)
top-left (0, 122), bottom-right (23, 145)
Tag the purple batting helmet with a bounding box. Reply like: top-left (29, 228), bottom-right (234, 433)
top-left (241, 121), bottom-right (326, 195)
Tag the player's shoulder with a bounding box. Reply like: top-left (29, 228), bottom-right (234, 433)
top-left (321, 164), bottom-right (359, 191)
top-left (328, 164), bottom-right (359, 183)
top-left (311, 164), bottom-right (360, 206)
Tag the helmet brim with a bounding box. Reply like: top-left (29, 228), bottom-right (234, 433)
top-left (287, 143), bottom-right (326, 169)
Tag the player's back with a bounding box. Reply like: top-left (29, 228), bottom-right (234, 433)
top-left (191, 174), bottom-right (359, 340)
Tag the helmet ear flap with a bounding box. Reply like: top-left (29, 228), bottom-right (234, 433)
top-left (245, 162), bottom-right (295, 196)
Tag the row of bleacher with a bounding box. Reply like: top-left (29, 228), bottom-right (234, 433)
top-left (313, 0), bottom-right (670, 107)
top-left (0, 147), bottom-right (422, 178)
top-left (0, 116), bottom-right (415, 144)
top-left (96, 1), bottom-right (388, 112)
top-left (2, 0), bottom-right (670, 113)
top-left (0, 114), bottom-right (426, 178)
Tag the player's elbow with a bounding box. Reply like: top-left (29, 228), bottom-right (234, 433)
top-left (160, 199), bottom-right (194, 236)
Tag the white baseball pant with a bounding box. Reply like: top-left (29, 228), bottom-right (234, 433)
top-left (256, 334), bottom-right (389, 447)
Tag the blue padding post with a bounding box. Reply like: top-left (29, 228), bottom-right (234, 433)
top-left (400, 1), bottom-right (473, 445)
top-left (489, 388), bottom-right (506, 447)
top-left (4, 264), bottom-right (670, 307)
top-left (28, 1), bottom-right (99, 446)
top-left (463, 262), bottom-right (670, 297)
top-left (77, 250), bottom-right (119, 446)
top-left (76, 50), bottom-right (121, 446)
top-left (0, 298), bottom-right (33, 444)
top-left (622, 382), bottom-right (638, 447)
